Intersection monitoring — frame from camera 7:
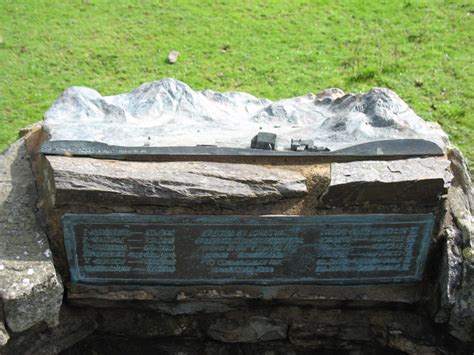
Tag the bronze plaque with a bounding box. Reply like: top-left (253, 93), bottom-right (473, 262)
top-left (63, 214), bottom-right (434, 285)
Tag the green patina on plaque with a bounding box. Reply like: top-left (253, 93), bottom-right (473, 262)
top-left (63, 214), bottom-right (434, 285)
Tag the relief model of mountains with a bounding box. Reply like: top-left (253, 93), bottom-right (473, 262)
top-left (44, 78), bottom-right (447, 151)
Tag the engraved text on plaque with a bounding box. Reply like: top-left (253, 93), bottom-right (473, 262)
top-left (63, 214), bottom-right (434, 285)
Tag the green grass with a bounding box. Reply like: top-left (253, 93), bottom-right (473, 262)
top-left (1, 0), bottom-right (472, 169)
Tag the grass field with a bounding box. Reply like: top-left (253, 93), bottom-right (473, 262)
top-left (0, 1), bottom-right (472, 168)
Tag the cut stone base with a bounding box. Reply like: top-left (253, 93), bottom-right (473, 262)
top-left (1, 123), bottom-right (472, 354)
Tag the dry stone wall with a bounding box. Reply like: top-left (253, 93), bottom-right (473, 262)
top-left (0, 87), bottom-right (472, 353)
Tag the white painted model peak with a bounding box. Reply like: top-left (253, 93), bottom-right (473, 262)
top-left (43, 78), bottom-right (447, 150)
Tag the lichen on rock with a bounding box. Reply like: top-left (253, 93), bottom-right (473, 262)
top-left (0, 139), bottom-right (63, 337)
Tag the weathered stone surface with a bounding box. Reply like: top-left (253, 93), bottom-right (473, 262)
top-left (43, 78), bottom-right (447, 151)
top-left (66, 283), bottom-right (421, 312)
top-left (448, 147), bottom-right (474, 213)
top-left (450, 261), bottom-right (474, 342)
top-left (207, 313), bottom-right (287, 343)
top-left (3, 307), bottom-right (97, 355)
top-left (0, 139), bottom-right (63, 333)
top-left (61, 335), bottom-right (427, 355)
top-left (433, 223), bottom-right (463, 323)
top-left (96, 309), bottom-right (198, 338)
top-left (288, 309), bottom-right (450, 354)
top-left (447, 147), bottom-right (474, 247)
top-left (322, 157), bottom-right (452, 206)
top-left (0, 319), bottom-right (9, 348)
top-left (62, 337), bottom-right (229, 355)
top-left (45, 156), bottom-right (308, 206)
top-left (445, 147), bottom-right (474, 341)
top-left (58, 306), bottom-right (472, 354)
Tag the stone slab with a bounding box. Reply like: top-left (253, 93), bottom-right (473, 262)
top-left (63, 213), bottom-right (434, 286)
top-left (322, 158), bottom-right (452, 206)
top-left (2, 307), bottom-right (97, 355)
top-left (66, 283), bottom-right (422, 311)
top-left (45, 157), bottom-right (308, 207)
top-left (0, 139), bottom-right (63, 333)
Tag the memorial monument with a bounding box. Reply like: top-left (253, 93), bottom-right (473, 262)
top-left (0, 78), bottom-right (473, 353)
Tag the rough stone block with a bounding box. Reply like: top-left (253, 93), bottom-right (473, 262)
top-left (322, 157), bottom-right (452, 206)
top-left (45, 156), bottom-right (308, 207)
top-left (0, 139), bottom-right (63, 333)
top-left (207, 313), bottom-right (287, 343)
top-left (2, 307), bottom-right (97, 355)
top-left (0, 319), bottom-right (8, 348)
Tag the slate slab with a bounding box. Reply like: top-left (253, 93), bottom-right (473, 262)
top-left (39, 138), bottom-right (444, 158)
top-left (45, 156), bottom-right (308, 207)
top-left (322, 158), bottom-right (453, 206)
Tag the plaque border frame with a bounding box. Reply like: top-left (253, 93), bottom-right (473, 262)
top-left (63, 213), bottom-right (434, 286)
